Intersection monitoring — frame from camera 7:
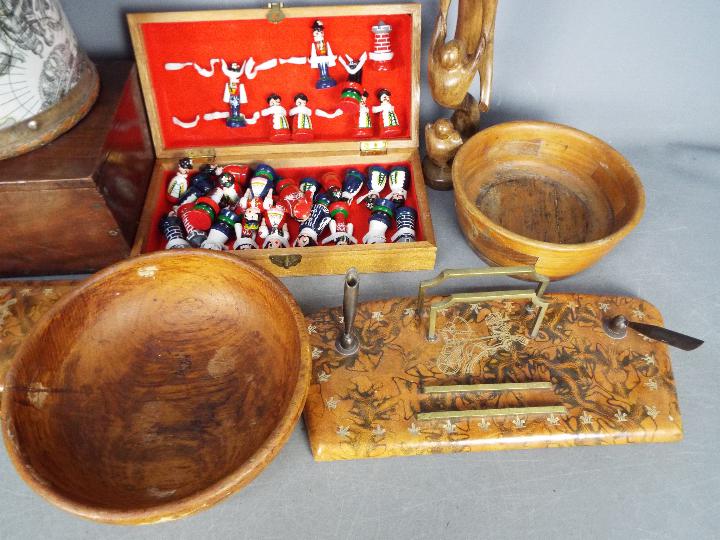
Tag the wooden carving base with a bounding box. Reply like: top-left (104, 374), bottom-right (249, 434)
top-left (303, 293), bottom-right (682, 461)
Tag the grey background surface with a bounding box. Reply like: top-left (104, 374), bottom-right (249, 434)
top-left (2, 1), bottom-right (719, 538)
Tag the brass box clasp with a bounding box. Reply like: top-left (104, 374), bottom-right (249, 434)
top-left (266, 2), bottom-right (285, 24)
top-left (360, 140), bottom-right (388, 156)
top-left (269, 254), bottom-right (302, 269)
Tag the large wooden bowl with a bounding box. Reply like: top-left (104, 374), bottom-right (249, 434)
top-left (1, 251), bottom-right (310, 524)
top-left (453, 121), bottom-right (645, 279)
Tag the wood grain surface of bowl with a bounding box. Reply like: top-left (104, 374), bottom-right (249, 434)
top-left (1, 251), bottom-right (311, 524)
top-left (453, 121), bottom-right (645, 279)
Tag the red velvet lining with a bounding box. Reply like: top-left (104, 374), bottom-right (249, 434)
top-left (140, 13), bottom-right (413, 149)
top-left (143, 160), bottom-right (423, 252)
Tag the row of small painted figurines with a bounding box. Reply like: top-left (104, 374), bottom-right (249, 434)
top-left (161, 158), bottom-right (418, 250)
top-left (254, 88), bottom-right (400, 142)
top-left (170, 18), bottom-right (402, 139)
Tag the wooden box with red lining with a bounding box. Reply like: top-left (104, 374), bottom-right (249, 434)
top-left (127, 3), bottom-right (436, 276)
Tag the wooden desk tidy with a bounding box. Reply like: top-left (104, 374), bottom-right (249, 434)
top-left (303, 268), bottom-right (684, 461)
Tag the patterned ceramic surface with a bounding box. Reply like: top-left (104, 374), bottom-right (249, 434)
top-left (0, 0), bottom-right (85, 129)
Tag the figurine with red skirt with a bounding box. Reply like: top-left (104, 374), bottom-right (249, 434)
top-left (320, 171), bottom-right (343, 202)
top-left (290, 93), bottom-right (314, 142)
top-left (323, 200), bottom-right (357, 245)
top-left (294, 195), bottom-right (332, 247)
top-left (239, 164), bottom-right (275, 211)
top-left (355, 91), bottom-right (373, 138)
top-left (260, 204), bottom-right (290, 249)
top-left (261, 93), bottom-right (291, 142)
top-left (276, 177), bottom-right (313, 222)
top-left (233, 202), bottom-right (262, 250)
top-left (372, 88), bottom-right (401, 137)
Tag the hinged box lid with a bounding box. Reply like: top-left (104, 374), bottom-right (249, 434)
top-left (128, 4), bottom-right (421, 160)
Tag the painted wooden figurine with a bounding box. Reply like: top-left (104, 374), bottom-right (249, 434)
top-left (177, 200), bottom-right (208, 247)
top-left (355, 91), bottom-right (373, 138)
top-left (373, 89), bottom-right (401, 137)
top-left (338, 54), bottom-right (367, 113)
top-left (159, 213), bottom-right (190, 249)
top-left (299, 177), bottom-right (321, 202)
top-left (356, 165), bottom-right (388, 209)
top-left (222, 60), bottom-right (248, 127)
top-left (166, 157), bottom-right (193, 203)
top-left (276, 177), bottom-right (313, 221)
top-left (309, 20), bottom-right (337, 89)
top-left (185, 187), bottom-right (224, 231)
top-left (322, 200), bottom-right (357, 245)
top-left (178, 163), bottom-right (219, 205)
top-left (177, 174), bottom-right (213, 207)
top-left (217, 172), bottom-right (241, 208)
top-left (222, 163), bottom-right (250, 201)
top-left (363, 198), bottom-right (396, 244)
top-left (260, 204), bottom-right (290, 249)
top-left (239, 164), bottom-right (275, 211)
top-left (391, 206), bottom-right (417, 243)
top-left (290, 93), bottom-right (314, 142)
top-left (261, 93), bottom-right (291, 142)
top-left (388, 165), bottom-right (410, 205)
top-left (320, 171), bottom-right (343, 202)
top-left (341, 168), bottom-right (365, 203)
top-left (201, 208), bottom-right (240, 250)
top-left (369, 20), bottom-right (395, 71)
top-left (294, 196), bottom-right (332, 247)
top-left (233, 202), bottom-right (262, 250)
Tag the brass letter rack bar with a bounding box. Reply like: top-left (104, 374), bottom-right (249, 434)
top-left (416, 266), bottom-right (551, 341)
top-left (417, 381), bottom-right (567, 422)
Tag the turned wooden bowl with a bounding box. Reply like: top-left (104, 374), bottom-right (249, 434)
top-left (1, 251), bottom-right (310, 524)
top-left (453, 121), bottom-right (645, 279)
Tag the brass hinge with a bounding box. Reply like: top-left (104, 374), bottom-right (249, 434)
top-left (187, 148), bottom-right (217, 161)
top-left (269, 254), bottom-right (302, 269)
top-left (360, 140), bottom-right (388, 156)
top-left (266, 2), bottom-right (285, 24)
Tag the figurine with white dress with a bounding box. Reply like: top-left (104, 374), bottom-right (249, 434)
top-left (233, 202), bottom-right (262, 250)
top-left (355, 91), bottom-right (373, 138)
top-left (373, 88), bottom-right (401, 137)
top-left (290, 93), bottom-right (314, 141)
top-left (260, 204), bottom-right (290, 249)
top-left (261, 93), bottom-right (291, 142)
top-left (166, 157), bottom-right (193, 203)
top-left (323, 200), bottom-right (357, 245)
top-left (388, 165), bottom-right (410, 205)
top-left (238, 164), bottom-right (276, 212)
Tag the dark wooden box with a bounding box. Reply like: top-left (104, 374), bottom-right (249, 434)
top-left (0, 61), bottom-right (154, 277)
